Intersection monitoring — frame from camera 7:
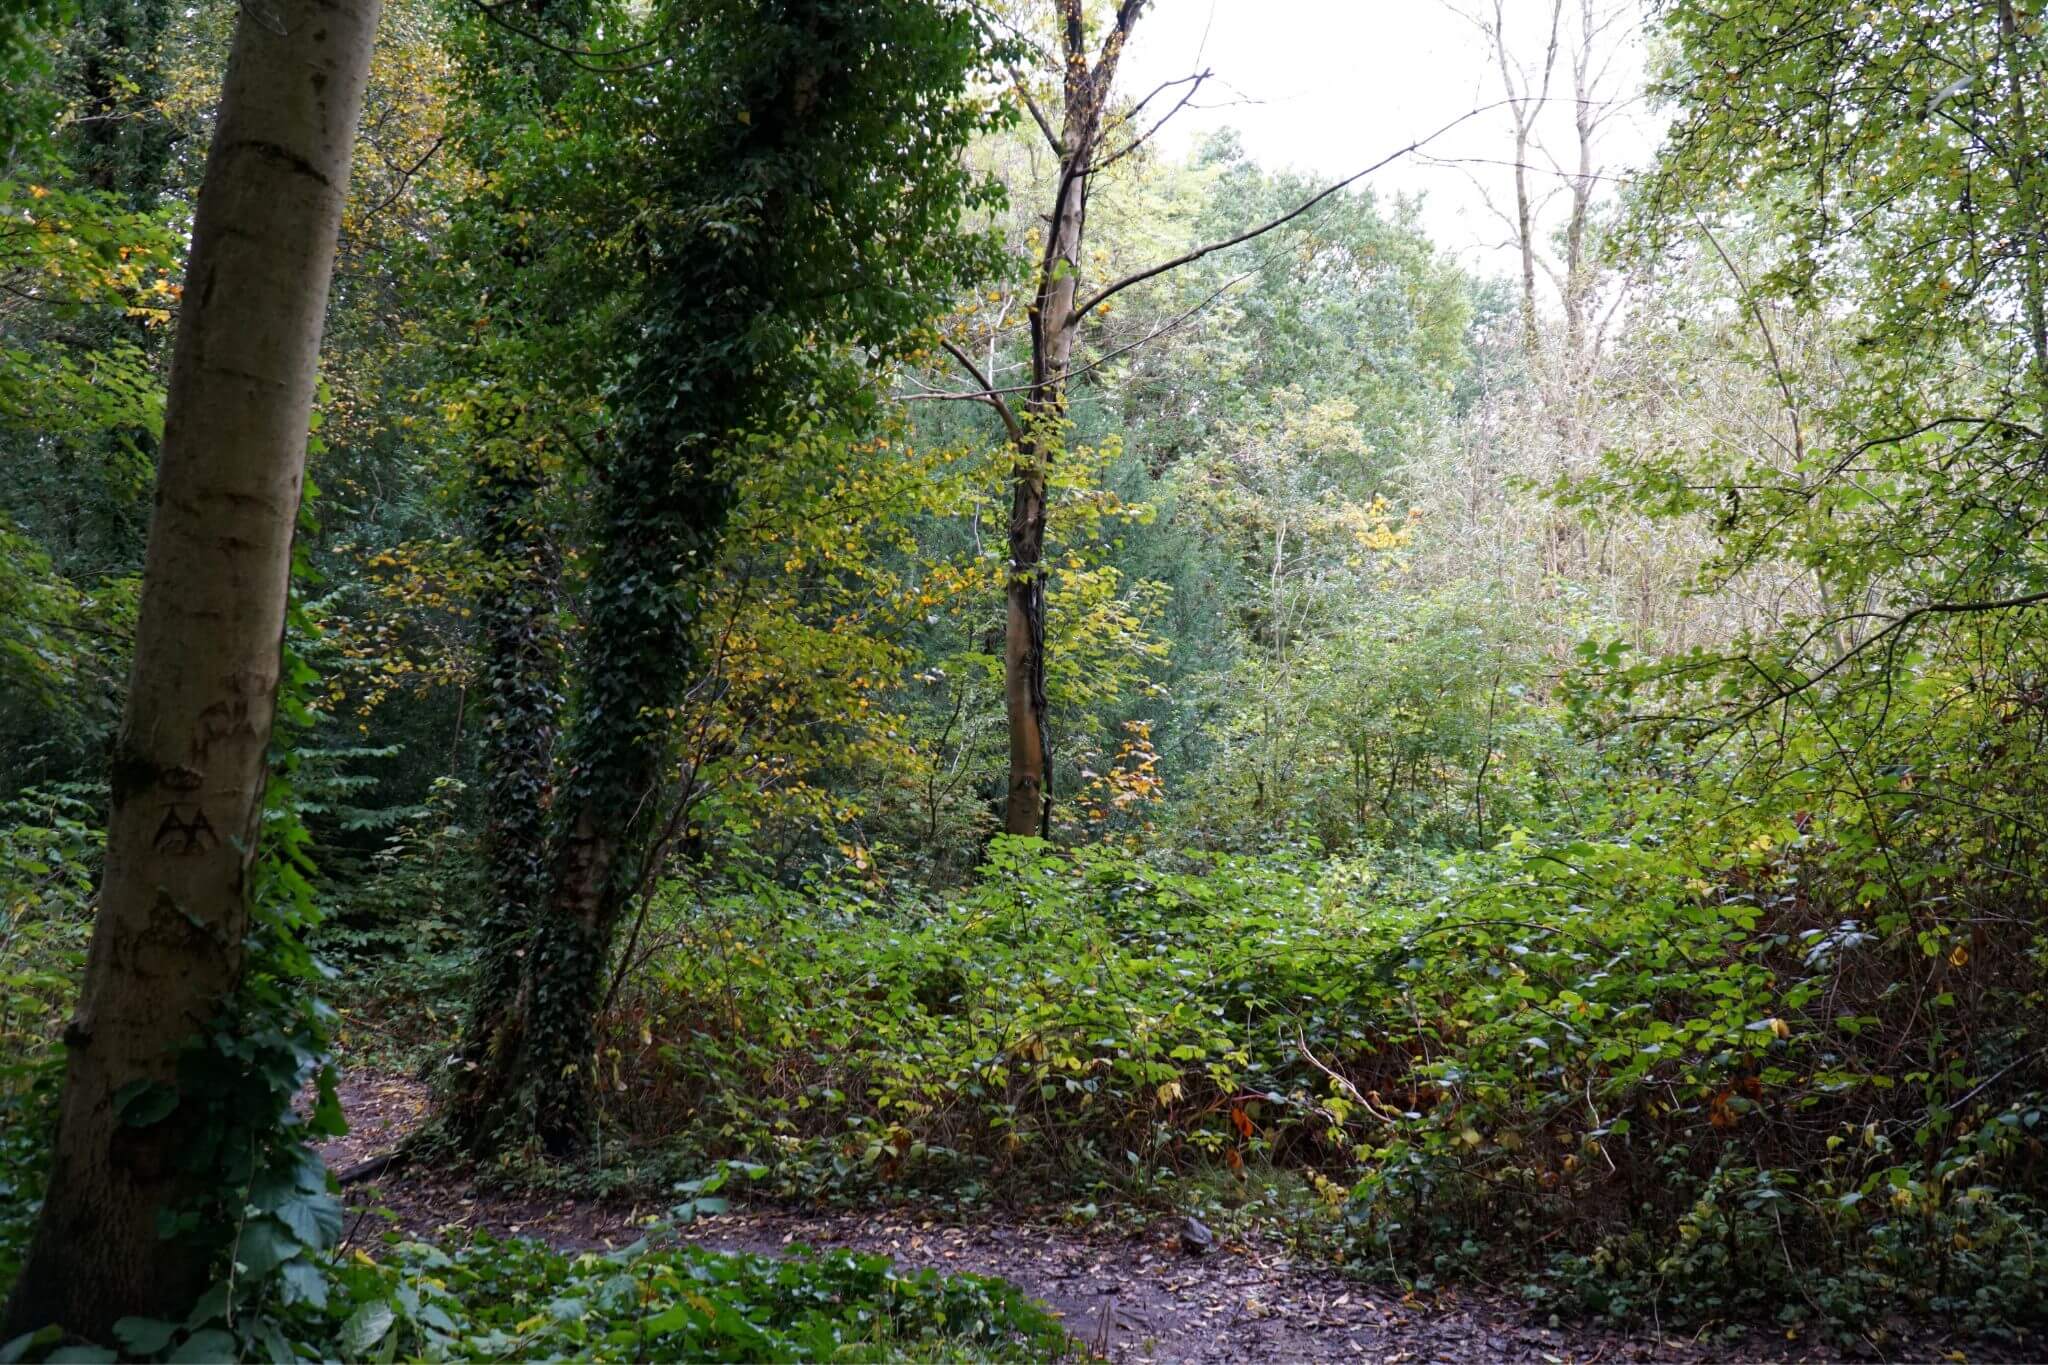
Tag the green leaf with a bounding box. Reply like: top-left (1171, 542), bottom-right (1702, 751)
top-left (234, 1217), bottom-right (301, 1279)
top-left (112, 1079), bottom-right (176, 1128)
top-left (279, 1260), bottom-right (328, 1310)
top-left (250, 1319), bottom-right (297, 1365)
top-left (112, 1318), bottom-right (178, 1356)
top-left (274, 1192), bottom-right (343, 1250)
top-left (340, 1301), bottom-right (396, 1358)
top-left (641, 1303), bottom-right (698, 1335)
top-left (1, 1329), bottom-right (62, 1365)
top-left (166, 1330), bottom-right (234, 1364)
top-left (182, 1283), bottom-right (229, 1331)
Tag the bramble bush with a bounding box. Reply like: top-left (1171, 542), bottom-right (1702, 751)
top-left (576, 737), bottom-right (2048, 1341)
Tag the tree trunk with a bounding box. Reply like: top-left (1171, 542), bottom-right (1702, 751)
top-left (2, 0), bottom-right (378, 1338)
top-left (984, 2), bottom-right (1393, 837)
top-left (1003, 464), bottom-right (1051, 836)
top-left (446, 452), bottom-right (561, 1128)
top-left (430, 0), bottom-right (587, 1153)
top-left (1001, 0), bottom-right (1142, 837)
top-left (1003, 143), bottom-right (1085, 836)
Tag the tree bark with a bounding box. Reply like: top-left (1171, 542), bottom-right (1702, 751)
top-left (445, 451), bottom-right (561, 1130)
top-left (2, 0), bottom-right (378, 1338)
top-left (1001, 0), bottom-right (1143, 837)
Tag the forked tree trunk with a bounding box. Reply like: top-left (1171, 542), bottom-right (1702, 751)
top-left (2, 0), bottom-right (378, 1338)
top-left (1002, 0), bottom-right (1142, 837)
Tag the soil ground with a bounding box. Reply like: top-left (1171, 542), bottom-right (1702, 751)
top-left (318, 1072), bottom-right (2012, 1363)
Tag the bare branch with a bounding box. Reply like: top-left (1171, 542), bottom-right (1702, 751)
top-left (1091, 69), bottom-right (1211, 173)
top-left (1693, 215), bottom-right (1806, 464)
top-left (938, 338), bottom-right (1024, 444)
top-left (1010, 69), bottom-right (1061, 154)
top-left (467, 0), bottom-right (662, 72)
top-left (1072, 103), bottom-right (1505, 323)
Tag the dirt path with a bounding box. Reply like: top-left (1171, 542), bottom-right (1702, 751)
top-left (315, 1073), bottom-right (1962, 1363)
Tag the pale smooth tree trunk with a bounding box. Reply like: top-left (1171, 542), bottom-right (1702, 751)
top-left (2, 0), bottom-right (379, 1338)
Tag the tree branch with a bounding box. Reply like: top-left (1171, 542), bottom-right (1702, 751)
top-left (1010, 69), bottom-right (1061, 154)
top-left (938, 338), bottom-right (1024, 443)
top-left (1091, 69), bottom-right (1211, 174)
top-left (1071, 103), bottom-right (1503, 322)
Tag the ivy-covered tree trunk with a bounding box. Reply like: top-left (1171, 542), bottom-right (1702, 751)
top-left (446, 453), bottom-right (562, 1124)
top-left (513, 455), bottom-right (731, 1151)
top-left (436, 0), bottom-right (584, 1151)
top-left (1, 0), bottom-right (378, 1338)
top-left (449, 0), bottom-right (1007, 1156)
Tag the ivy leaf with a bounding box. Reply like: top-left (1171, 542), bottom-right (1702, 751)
top-left (111, 1319), bottom-right (178, 1356)
top-left (182, 1282), bottom-right (229, 1330)
top-left (0, 1328), bottom-right (61, 1365)
top-left (641, 1303), bottom-right (698, 1335)
top-left (111, 1079), bottom-right (176, 1128)
top-left (249, 1319), bottom-right (296, 1365)
top-left (273, 1192), bottom-right (343, 1250)
top-left (234, 1217), bottom-right (301, 1279)
top-left (340, 1302), bottom-right (396, 1358)
top-left (166, 1330), bottom-right (234, 1364)
top-left (279, 1260), bottom-right (328, 1311)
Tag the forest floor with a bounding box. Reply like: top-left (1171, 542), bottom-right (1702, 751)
top-left (318, 1072), bottom-right (1995, 1363)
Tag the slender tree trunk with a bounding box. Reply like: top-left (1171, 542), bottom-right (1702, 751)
top-left (2001, 0), bottom-right (2048, 385)
top-left (1489, 0), bottom-right (1559, 361)
top-left (2, 0), bottom-right (378, 1338)
top-left (1002, 0), bottom-right (1142, 837)
top-left (1003, 462), bottom-right (1051, 836)
top-left (1003, 142), bottom-right (1086, 836)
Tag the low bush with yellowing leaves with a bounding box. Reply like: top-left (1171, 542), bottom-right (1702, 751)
top-left (578, 747), bottom-right (2048, 1342)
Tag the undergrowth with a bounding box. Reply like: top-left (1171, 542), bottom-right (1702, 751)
top-left (511, 777), bottom-right (2048, 1345)
top-left (0, 791), bottom-right (1067, 1364)
top-left (0, 1228), bottom-right (1064, 1363)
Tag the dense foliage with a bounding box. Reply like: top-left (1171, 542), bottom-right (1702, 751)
top-left (7, 0), bottom-right (2048, 1354)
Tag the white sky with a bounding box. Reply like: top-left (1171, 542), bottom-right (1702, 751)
top-left (1117, 0), bottom-right (1664, 285)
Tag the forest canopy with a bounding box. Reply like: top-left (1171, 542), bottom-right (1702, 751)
top-left (4, 0), bottom-right (2048, 1359)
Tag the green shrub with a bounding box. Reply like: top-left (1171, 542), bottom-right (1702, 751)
top-left (592, 840), bottom-right (1435, 1197)
top-left (587, 802), bottom-right (2048, 1339)
top-left (0, 1230), bottom-right (1068, 1363)
top-left (0, 787), bottom-right (100, 1296)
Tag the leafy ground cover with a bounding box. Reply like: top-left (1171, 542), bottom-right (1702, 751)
top-left (2, 1228), bottom-right (1061, 1364)
top-left (313, 1071), bottom-right (2020, 1363)
top-left (493, 808), bottom-right (2048, 1348)
top-left (12, 750), bottom-right (2048, 1355)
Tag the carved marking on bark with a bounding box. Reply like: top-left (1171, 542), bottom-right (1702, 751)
top-left (152, 805), bottom-right (219, 855)
top-left (192, 699), bottom-right (252, 761)
top-left (226, 139), bottom-right (336, 188)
